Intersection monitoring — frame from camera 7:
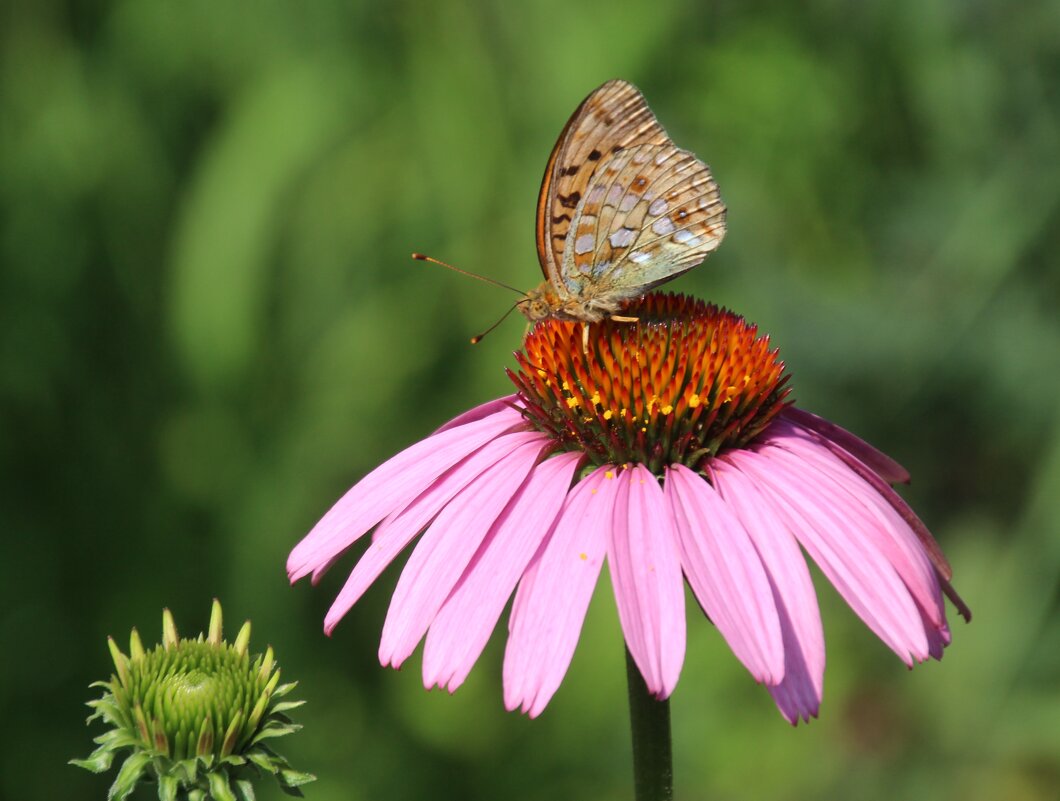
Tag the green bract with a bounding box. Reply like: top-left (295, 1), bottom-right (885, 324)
top-left (72, 600), bottom-right (315, 801)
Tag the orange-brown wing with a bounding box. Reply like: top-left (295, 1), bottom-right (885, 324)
top-left (556, 142), bottom-right (726, 301)
top-left (535, 80), bottom-right (669, 295)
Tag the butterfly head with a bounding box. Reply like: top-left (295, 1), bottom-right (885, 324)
top-left (518, 283), bottom-right (558, 323)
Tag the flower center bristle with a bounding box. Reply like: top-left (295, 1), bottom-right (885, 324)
top-left (508, 292), bottom-right (790, 474)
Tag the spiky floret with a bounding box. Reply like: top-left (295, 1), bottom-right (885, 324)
top-left (72, 600), bottom-right (314, 801)
top-left (509, 292), bottom-right (791, 474)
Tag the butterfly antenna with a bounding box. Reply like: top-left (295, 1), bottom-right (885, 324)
top-left (411, 253), bottom-right (524, 296)
top-left (470, 301), bottom-right (522, 345)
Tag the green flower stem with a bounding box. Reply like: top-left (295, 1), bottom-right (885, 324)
top-left (625, 647), bottom-right (673, 801)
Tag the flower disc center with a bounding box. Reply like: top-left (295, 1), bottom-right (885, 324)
top-left (509, 292), bottom-right (791, 474)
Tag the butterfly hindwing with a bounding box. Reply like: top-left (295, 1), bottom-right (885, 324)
top-left (559, 142), bottom-right (726, 301)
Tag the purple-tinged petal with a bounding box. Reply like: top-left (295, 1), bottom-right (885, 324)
top-left (288, 406), bottom-right (526, 582)
top-left (665, 465), bottom-right (784, 685)
top-left (941, 578), bottom-right (972, 624)
top-left (433, 394), bottom-right (522, 434)
top-left (607, 464), bottom-right (686, 700)
top-left (768, 428), bottom-right (948, 632)
top-left (422, 452), bottom-right (582, 692)
top-left (504, 467), bottom-right (617, 718)
top-left (772, 417), bottom-right (954, 582)
top-left (780, 407), bottom-right (910, 484)
top-left (729, 448), bottom-right (931, 665)
top-left (709, 460), bottom-right (825, 725)
top-left (322, 430), bottom-right (545, 634)
top-left (378, 435), bottom-right (549, 668)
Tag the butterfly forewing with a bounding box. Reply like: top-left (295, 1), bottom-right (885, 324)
top-left (535, 80), bottom-right (726, 310)
top-left (535, 80), bottom-right (669, 291)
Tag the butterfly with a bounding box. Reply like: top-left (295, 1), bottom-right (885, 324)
top-left (520, 79), bottom-right (727, 336)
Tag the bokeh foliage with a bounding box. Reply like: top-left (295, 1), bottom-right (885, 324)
top-left (1, 1), bottom-right (1058, 799)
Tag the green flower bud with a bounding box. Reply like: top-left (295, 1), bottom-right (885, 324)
top-left (72, 600), bottom-right (315, 800)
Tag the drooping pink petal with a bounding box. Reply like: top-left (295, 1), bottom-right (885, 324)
top-left (709, 461), bottom-right (825, 724)
top-left (774, 415), bottom-right (954, 582)
top-left (504, 467), bottom-right (618, 718)
top-left (780, 407), bottom-right (910, 484)
top-left (422, 451), bottom-right (582, 692)
top-left (728, 447), bottom-right (931, 665)
top-left (288, 405), bottom-right (526, 581)
top-left (433, 394), bottom-right (522, 434)
top-left (768, 422), bottom-right (947, 633)
top-left (607, 464), bottom-right (686, 700)
top-left (378, 435), bottom-right (550, 668)
top-left (664, 465), bottom-right (784, 685)
top-left (322, 430), bottom-right (545, 634)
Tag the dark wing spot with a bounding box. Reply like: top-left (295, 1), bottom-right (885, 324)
top-left (557, 191), bottom-right (581, 209)
top-left (676, 209), bottom-right (688, 220)
top-left (562, 164), bottom-right (580, 176)
top-left (551, 213), bottom-right (572, 224)
top-left (588, 149), bottom-right (602, 161)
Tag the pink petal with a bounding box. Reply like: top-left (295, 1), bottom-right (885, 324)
top-left (504, 466), bottom-right (617, 717)
top-left (774, 415), bottom-right (953, 582)
top-left (728, 448), bottom-right (931, 664)
top-left (322, 430), bottom-right (545, 634)
top-left (433, 394), bottom-right (522, 434)
top-left (769, 423), bottom-right (947, 634)
top-left (780, 407), bottom-right (910, 484)
top-left (378, 435), bottom-right (549, 668)
top-left (664, 465), bottom-right (784, 685)
top-left (709, 461), bottom-right (825, 724)
top-left (422, 451), bottom-right (582, 692)
top-left (288, 404), bottom-right (526, 581)
top-left (607, 464), bottom-right (686, 700)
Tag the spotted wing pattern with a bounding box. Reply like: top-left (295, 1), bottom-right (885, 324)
top-left (535, 80), bottom-right (726, 306)
top-left (535, 80), bottom-right (668, 290)
top-left (559, 142), bottom-right (725, 301)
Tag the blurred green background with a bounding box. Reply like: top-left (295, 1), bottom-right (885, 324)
top-left (2, 1), bottom-right (1058, 799)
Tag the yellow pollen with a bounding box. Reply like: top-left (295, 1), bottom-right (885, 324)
top-left (590, 392), bottom-right (601, 406)
top-left (605, 470), bottom-right (614, 479)
top-left (661, 404), bottom-right (673, 415)
top-left (641, 426), bottom-right (647, 432)
top-left (603, 410), bottom-right (613, 420)
top-left (591, 488), bottom-right (597, 494)
top-left (562, 381), bottom-right (570, 391)
top-left (566, 397), bottom-right (580, 409)
top-left (536, 369), bottom-right (547, 378)
top-left (689, 394), bottom-right (701, 408)
top-left (579, 553), bottom-right (587, 561)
